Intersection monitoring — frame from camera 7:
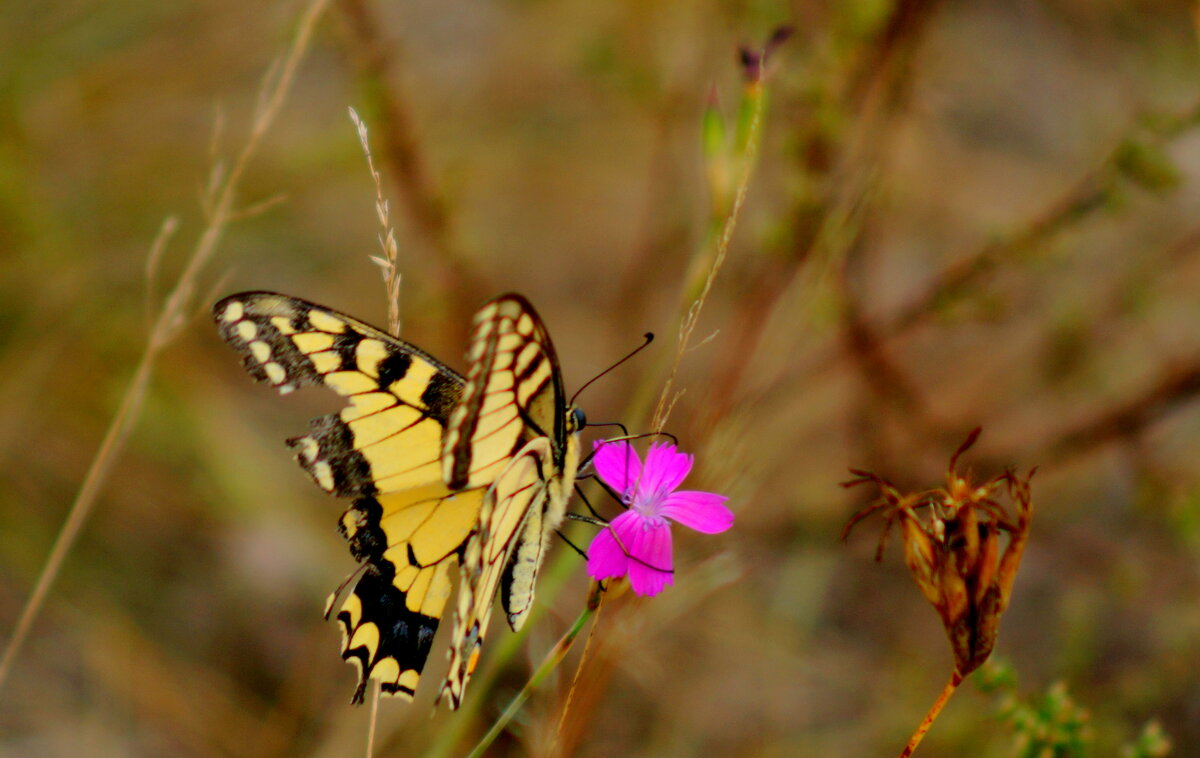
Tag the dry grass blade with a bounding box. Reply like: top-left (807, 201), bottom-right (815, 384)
top-left (0, 0), bottom-right (334, 696)
top-left (650, 44), bottom-right (769, 434)
top-left (349, 106), bottom-right (403, 336)
top-left (551, 582), bottom-right (607, 756)
top-left (365, 680), bottom-right (381, 758)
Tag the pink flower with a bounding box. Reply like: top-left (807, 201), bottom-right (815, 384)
top-left (586, 440), bottom-right (734, 596)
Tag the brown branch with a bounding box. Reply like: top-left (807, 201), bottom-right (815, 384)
top-left (842, 291), bottom-right (928, 417)
top-left (900, 669), bottom-right (963, 757)
top-left (885, 170), bottom-right (1110, 337)
top-left (883, 95), bottom-right (1200, 339)
top-left (336, 0), bottom-right (481, 329)
top-left (1043, 358), bottom-right (1200, 464)
top-left (846, 0), bottom-right (947, 111)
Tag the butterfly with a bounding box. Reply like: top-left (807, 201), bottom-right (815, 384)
top-left (213, 291), bottom-right (583, 708)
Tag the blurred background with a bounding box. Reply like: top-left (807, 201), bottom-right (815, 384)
top-left (2, 1), bottom-right (1200, 755)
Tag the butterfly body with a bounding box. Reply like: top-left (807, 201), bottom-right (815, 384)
top-left (213, 291), bottom-right (579, 708)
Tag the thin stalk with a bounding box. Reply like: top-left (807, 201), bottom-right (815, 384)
top-left (0, 0), bottom-right (333, 696)
top-left (0, 336), bottom-right (157, 693)
top-left (900, 668), bottom-right (963, 758)
top-left (464, 605), bottom-right (596, 758)
top-left (647, 55), bottom-right (767, 434)
top-left (365, 679), bottom-right (381, 758)
top-left (550, 585), bottom-right (606, 757)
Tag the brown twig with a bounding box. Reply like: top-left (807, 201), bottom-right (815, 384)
top-left (756, 93), bottom-right (1200, 418)
top-left (846, 0), bottom-right (946, 117)
top-left (1042, 358), bottom-right (1200, 464)
top-left (840, 256), bottom-right (929, 418)
top-left (883, 95), bottom-right (1200, 340)
top-left (886, 173), bottom-right (1111, 338)
top-left (900, 669), bottom-right (963, 758)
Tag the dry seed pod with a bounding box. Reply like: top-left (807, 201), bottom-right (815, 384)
top-left (842, 428), bottom-right (1035, 676)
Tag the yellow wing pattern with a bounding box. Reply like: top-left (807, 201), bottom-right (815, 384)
top-left (213, 292), bottom-right (473, 703)
top-left (438, 296), bottom-right (583, 709)
top-left (214, 291), bottom-right (582, 709)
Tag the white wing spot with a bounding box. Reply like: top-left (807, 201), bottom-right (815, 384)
top-left (264, 362), bottom-right (287, 385)
top-left (249, 340), bottom-right (271, 364)
top-left (221, 301), bottom-right (245, 322)
top-left (296, 435), bottom-right (320, 463)
top-left (313, 461), bottom-right (336, 491)
top-left (236, 320), bottom-right (258, 342)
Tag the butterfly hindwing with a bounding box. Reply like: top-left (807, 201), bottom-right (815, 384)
top-left (437, 295), bottom-right (582, 709)
top-left (214, 292), bottom-right (474, 703)
top-left (332, 485), bottom-right (482, 702)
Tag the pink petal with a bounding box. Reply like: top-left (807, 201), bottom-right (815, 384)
top-left (592, 440), bottom-right (642, 496)
top-left (586, 518), bottom-right (630, 580)
top-left (640, 442), bottom-right (693, 496)
top-left (660, 491), bottom-right (734, 534)
top-left (626, 521), bottom-right (674, 596)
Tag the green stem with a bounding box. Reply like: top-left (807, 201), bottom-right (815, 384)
top-left (464, 605), bottom-right (596, 758)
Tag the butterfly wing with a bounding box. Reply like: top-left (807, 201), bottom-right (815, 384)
top-left (437, 295), bottom-right (581, 709)
top-left (213, 292), bottom-right (477, 703)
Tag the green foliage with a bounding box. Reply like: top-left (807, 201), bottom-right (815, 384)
top-left (1119, 722), bottom-right (1173, 758)
top-left (976, 661), bottom-right (1172, 758)
top-left (1113, 138), bottom-right (1181, 194)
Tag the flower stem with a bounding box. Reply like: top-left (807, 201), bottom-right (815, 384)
top-left (464, 604), bottom-right (596, 758)
top-left (900, 668), bottom-right (963, 758)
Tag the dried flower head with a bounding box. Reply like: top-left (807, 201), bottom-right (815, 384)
top-left (842, 428), bottom-right (1035, 676)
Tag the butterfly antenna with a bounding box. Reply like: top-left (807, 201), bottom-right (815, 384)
top-left (582, 420), bottom-right (629, 436)
top-left (594, 430), bottom-right (680, 448)
top-left (569, 332), bottom-right (654, 406)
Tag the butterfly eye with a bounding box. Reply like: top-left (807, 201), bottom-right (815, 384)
top-left (570, 406), bottom-right (587, 431)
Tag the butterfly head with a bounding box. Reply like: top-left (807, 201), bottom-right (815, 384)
top-left (568, 406), bottom-right (586, 434)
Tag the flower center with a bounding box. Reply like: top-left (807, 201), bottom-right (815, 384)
top-left (630, 482), bottom-right (670, 523)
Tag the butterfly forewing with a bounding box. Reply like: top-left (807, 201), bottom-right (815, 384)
top-left (437, 295), bottom-right (580, 709)
top-left (442, 296), bottom-right (566, 489)
top-left (214, 292), bottom-right (475, 703)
